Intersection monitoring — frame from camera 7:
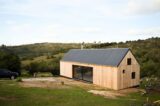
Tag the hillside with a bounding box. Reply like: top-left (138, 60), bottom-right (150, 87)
top-left (91, 37), bottom-right (160, 78)
top-left (8, 43), bottom-right (81, 60)
top-left (6, 37), bottom-right (160, 78)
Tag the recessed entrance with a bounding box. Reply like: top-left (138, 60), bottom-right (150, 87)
top-left (72, 65), bottom-right (93, 82)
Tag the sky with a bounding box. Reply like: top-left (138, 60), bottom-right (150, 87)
top-left (0, 0), bottom-right (160, 45)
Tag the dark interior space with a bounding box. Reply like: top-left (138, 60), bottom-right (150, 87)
top-left (72, 65), bottom-right (93, 82)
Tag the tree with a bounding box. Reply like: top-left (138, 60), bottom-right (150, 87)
top-left (24, 55), bottom-right (61, 76)
top-left (27, 62), bottom-right (39, 76)
top-left (51, 62), bottom-right (59, 75)
top-left (0, 45), bottom-right (21, 75)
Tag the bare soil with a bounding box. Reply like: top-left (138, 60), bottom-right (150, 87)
top-left (21, 77), bottom-right (70, 89)
top-left (20, 77), bottom-right (102, 89)
top-left (20, 77), bottom-right (140, 99)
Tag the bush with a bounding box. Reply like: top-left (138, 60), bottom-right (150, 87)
top-left (16, 77), bottom-right (22, 82)
top-left (36, 72), bottom-right (53, 77)
top-left (0, 45), bottom-right (21, 75)
top-left (61, 81), bottom-right (64, 85)
top-left (140, 77), bottom-right (160, 93)
top-left (20, 69), bottom-right (32, 77)
top-left (51, 63), bottom-right (60, 75)
top-left (24, 59), bottom-right (60, 76)
top-left (27, 62), bottom-right (40, 75)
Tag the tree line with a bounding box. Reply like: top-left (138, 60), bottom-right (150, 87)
top-left (0, 37), bottom-right (160, 78)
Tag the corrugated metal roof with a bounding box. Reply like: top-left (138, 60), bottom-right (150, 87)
top-left (61, 48), bottom-right (130, 67)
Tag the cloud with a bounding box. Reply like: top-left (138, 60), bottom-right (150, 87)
top-left (0, 0), bottom-right (53, 18)
top-left (126, 0), bottom-right (160, 15)
top-left (126, 27), bottom-right (160, 36)
top-left (0, 0), bottom-right (115, 18)
top-left (1, 0), bottom-right (160, 18)
top-left (8, 23), bottom-right (102, 37)
top-left (10, 23), bottom-right (32, 33)
top-left (5, 20), bottom-right (16, 25)
top-left (65, 27), bottom-right (102, 34)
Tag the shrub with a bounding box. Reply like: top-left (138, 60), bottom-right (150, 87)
top-left (61, 81), bottom-right (64, 85)
top-left (25, 59), bottom-right (60, 76)
top-left (16, 77), bottom-right (22, 82)
top-left (140, 77), bottom-right (160, 94)
top-left (0, 45), bottom-right (21, 75)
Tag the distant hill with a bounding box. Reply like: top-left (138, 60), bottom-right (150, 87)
top-left (5, 37), bottom-right (160, 78)
top-left (7, 43), bottom-right (82, 60)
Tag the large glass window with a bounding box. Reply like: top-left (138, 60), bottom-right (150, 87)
top-left (73, 66), bottom-right (82, 80)
top-left (72, 65), bottom-right (93, 82)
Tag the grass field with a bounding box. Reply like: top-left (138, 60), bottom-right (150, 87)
top-left (0, 79), bottom-right (160, 106)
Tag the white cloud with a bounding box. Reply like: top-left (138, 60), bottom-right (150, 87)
top-left (10, 23), bottom-right (32, 33)
top-left (126, 27), bottom-right (160, 36)
top-left (0, 0), bottom-right (115, 18)
top-left (5, 20), bottom-right (16, 25)
top-left (65, 27), bottom-right (102, 33)
top-left (8, 23), bottom-right (102, 37)
top-left (1, 0), bottom-right (160, 18)
top-left (126, 0), bottom-right (160, 15)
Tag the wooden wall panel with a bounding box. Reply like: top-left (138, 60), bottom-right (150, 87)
top-left (60, 61), bottom-right (118, 90)
top-left (93, 66), bottom-right (118, 90)
top-left (117, 51), bottom-right (140, 90)
top-left (60, 61), bottom-right (72, 78)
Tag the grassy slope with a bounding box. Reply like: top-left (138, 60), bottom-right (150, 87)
top-left (0, 80), bottom-right (160, 106)
top-left (8, 43), bottom-right (81, 59)
top-left (22, 53), bottom-right (64, 65)
top-left (22, 55), bottom-right (53, 65)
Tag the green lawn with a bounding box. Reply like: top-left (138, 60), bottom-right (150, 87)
top-left (0, 80), bottom-right (159, 106)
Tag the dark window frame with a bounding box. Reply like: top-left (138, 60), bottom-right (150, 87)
top-left (127, 58), bottom-right (131, 65)
top-left (131, 72), bottom-right (136, 79)
top-left (123, 70), bottom-right (125, 74)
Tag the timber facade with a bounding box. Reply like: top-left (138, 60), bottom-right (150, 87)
top-left (60, 48), bottom-right (140, 90)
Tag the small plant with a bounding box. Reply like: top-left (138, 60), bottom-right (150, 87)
top-left (61, 81), bottom-right (64, 85)
top-left (16, 77), bottom-right (23, 82)
top-left (46, 56), bottom-right (50, 59)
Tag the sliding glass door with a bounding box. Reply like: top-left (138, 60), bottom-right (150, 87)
top-left (72, 65), bottom-right (93, 82)
top-left (72, 65), bottom-right (82, 80)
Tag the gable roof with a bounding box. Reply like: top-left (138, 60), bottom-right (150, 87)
top-left (61, 48), bottom-right (130, 67)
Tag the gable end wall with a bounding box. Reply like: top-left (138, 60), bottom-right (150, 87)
top-left (117, 50), bottom-right (140, 89)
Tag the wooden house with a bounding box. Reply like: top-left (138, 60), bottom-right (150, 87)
top-left (60, 48), bottom-right (140, 90)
